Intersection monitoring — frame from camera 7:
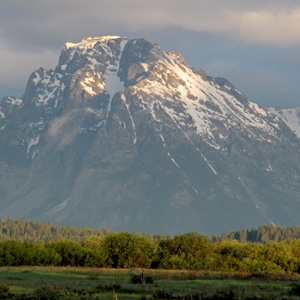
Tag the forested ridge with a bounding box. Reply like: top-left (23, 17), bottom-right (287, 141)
top-left (0, 219), bottom-right (300, 272)
top-left (0, 217), bottom-right (112, 243)
top-left (218, 224), bottom-right (300, 243)
top-left (0, 218), bottom-right (299, 244)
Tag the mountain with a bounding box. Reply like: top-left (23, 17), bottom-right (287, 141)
top-left (1, 36), bottom-right (300, 235)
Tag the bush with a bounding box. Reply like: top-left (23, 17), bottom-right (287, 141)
top-left (130, 273), bottom-right (153, 284)
top-left (251, 271), bottom-right (271, 280)
top-left (102, 233), bottom-right (157, 268)
top-left (152, 289), bottom-right (174, 299)
top-left (94, 283), bottom-right (122, 292)
top-left (48, 240), bottom-right (84, 266)
top-left (34, 285), bottom-right (64, 300)
top-left (0, 285), bottom-right (10, 300)
top-left (290, 283), bottom-right (300, 296)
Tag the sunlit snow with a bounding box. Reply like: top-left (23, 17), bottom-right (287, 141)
top-left (135, 44), bottom-right (279, 151)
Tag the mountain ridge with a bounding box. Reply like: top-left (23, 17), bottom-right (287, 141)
top-left (0, 36), bottom-right (300, 234)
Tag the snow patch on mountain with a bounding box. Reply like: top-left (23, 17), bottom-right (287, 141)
top-left (159, 134), bottom-right (181, 169)
top-left (268, 107), bottom-right (300, 138)
top-left (0, 109), bottom-right (5, 119)
top-left (43, 198), bottom-right (70, 216)
top-left (167, 152), bottom-right (181, 168)
top-left (121, 94), bottom-right (137, 144)
top-left (32, 72), bottom-right (41, 84)
top-left (266, 162), bottom-right (273, 172)
top-left (249, 102), bottom-right (267, 117)
top-left (80, 71), bottom-right (105, 97)
top-left (63, 36), bottom-right (126, 68)
top-left (65, 36), bottom-right (122, 50)
top-left (3, 97), bottom-right (24, 112)
top-left (28, 119), bottom-right (46, 132)
top-left (103, 39), bottom-right (128, 122)
top-left (7, 97), bottom-right (23, 106)
top-left (32, 69), bottom-right (62, 107)
top-left (27, 136), bottom-right (40, 159)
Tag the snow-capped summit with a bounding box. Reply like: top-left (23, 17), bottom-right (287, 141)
top-left (64, 36), bottom-right (125, 50)
top-left (0, 36), bottom-right (300, 234)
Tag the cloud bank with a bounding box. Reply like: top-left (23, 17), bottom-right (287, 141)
top-left (1, 0), bottom-right (300, 50)
top-left (0, 0), bottom-right (300, 107)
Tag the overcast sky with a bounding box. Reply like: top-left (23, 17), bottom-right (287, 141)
top-left (1, 0), bottom-right (300, 107)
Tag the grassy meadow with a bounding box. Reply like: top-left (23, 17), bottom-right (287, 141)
top-left (0, 267), bottom-right (300, 299)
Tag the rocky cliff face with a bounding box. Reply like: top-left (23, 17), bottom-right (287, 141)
top-left (1, 36), bottom-right (300, 234)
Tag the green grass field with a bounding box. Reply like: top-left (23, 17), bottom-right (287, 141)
top-left (0, 267), bottom-right (300, 299)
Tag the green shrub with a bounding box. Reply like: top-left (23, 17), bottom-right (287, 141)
top-left (152, 289), bottom-right (174, 299)
top-left (102, 233), bottom-right (157, 268)
top-left (130, 274), bottom-right (153, 284)
top-left (290, 283), bottom-right (300, 296)
top-left (34, 285), bottom-right (63, 300)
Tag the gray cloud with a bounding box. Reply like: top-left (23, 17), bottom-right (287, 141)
top-left (0, 1), bottom-right (300, 107)
top-left (48, 108), bottom-right (102, 149)
top-left (48, 109), bottom-right (83, 149)
top-left (0, 41), bottom-right (58, 88)
top-left (2, 0), bottom-right (300, 51)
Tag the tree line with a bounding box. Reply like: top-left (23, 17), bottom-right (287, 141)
top-left (0, 231), bottom-right (300, 272)
top-left (1, 218), bottom-right (300, 272)
top-left (0, 217), bottom-right (169, 243)
top-left (0, 217), bottom-right (111, 243)
top-left (219, 224), bottom-right (300, 243)
top-left (1, 218), bottom-right (299, 244)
